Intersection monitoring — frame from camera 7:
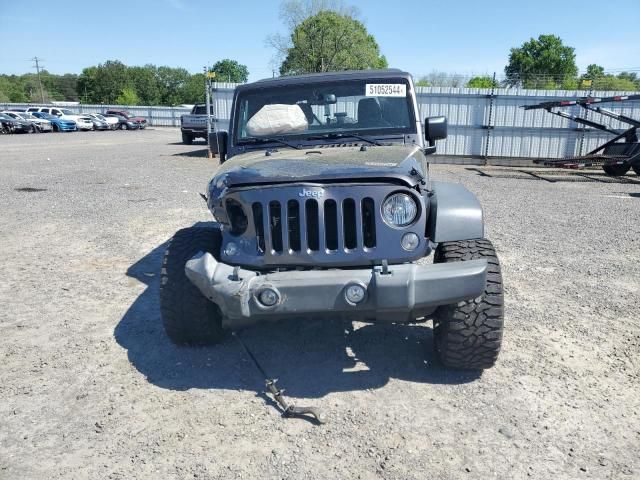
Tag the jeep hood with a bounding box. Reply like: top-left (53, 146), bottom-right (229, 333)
top-left (215, 145), bottom-right (426, 188)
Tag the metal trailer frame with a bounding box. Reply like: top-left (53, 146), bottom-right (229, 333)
top-left (522, 94), bottom-right (640, 176)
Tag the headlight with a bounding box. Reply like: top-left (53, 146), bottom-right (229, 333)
top-left (381, 193), bottom-right (418, 227)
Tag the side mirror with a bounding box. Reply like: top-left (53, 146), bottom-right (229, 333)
top-left (209, 130), bottom-right (228, 162)
top-left (424, 116), bottom-right (447, 146)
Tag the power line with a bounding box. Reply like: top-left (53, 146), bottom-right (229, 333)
top-left (31, 56), bottom-right (46, 103)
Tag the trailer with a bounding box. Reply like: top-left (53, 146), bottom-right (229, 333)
top-left (522, 94), bottom-right (640, 176)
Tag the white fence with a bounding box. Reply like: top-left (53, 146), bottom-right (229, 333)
top-left (3, 81), bottom-right (639, 163)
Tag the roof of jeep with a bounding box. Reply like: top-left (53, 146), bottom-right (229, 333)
top-left (238, 69), bottom-right (412, 91)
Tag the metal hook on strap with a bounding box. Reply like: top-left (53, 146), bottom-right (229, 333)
top-left (233, 332), bottom-right (327, 424)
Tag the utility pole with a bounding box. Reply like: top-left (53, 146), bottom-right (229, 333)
top-left (205, 65), bottom-right (213, 159)
top-left (31, 56), bottom-right (46, 103)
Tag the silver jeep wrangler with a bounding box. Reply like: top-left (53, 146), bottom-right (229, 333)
top-left (160, 69), bottom-right (504, 370)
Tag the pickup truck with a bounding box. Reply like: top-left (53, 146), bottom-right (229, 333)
top-left (180, 103), bottom-right (214, 144)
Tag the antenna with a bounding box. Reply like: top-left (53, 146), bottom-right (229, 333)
top-left (31, 56), bottom-right (46, 103)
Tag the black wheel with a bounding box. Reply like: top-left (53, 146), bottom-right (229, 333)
top-left (52, 123), bottom-right (60, 132)
top-left (181, 132), bottom-right (193, 145)
top-left (29, 124), bottom-right (36, 133)
top-left (120, 123), bottom-right (127, 130)
top-left (632, 164), bottom-right (640, 176)
top-left (602, 163), bottom-right (630, 176)
top-left (160, 226), bottom-right (225, 345)
top-left (432, 239), bottom-right (504, 370)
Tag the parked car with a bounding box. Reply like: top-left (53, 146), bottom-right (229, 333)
top-left (87, 113), bottom-right (118, 130)
top-left (18, 112), bottom-right (54, 132)
top-left (105, 109), bottom-right (147, 129)
top-left (180, 103), bottom-right (213, 144)
top-left (103, 113), bottom-right (139, 130)
top-left (26, 106), bottom-right (83, 122)
top-left (30, 112), bottom-right (77, 132)
top-left (0, 112), bottom-right (33, 133)
top-left (1, 111), bottom-right (41, 133)
top-left (75, 116), bottom-right (95, 131)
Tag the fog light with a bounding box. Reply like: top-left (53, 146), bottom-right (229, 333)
top-left (345, 283), bottom-right (366, 305)
top-left (401, 232), bottom-right (420, 251)
top-left (224, 242), bottom-right (238, 256)
top-left (258, 288), bottom-right (279, 307)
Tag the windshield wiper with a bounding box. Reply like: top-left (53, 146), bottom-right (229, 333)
top-left (307, 132), bottom-right (383, 146)
top-left (238, 137), bottom-right (302, 150)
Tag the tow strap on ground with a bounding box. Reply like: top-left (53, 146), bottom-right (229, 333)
top-left (232, 332), bottom-right (327, 424)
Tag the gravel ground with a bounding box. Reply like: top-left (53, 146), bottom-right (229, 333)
top-left (1, 128), bottom-right (639, 480)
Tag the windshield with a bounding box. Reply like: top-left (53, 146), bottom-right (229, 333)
top-left (93, 114), bottom-right (105, 120)
top-left (59, 109), bottom-right (74, 115)
top-left (194, 105), bottom-right (214, 115)
top-left (234, 78), bottom-right (415, 144)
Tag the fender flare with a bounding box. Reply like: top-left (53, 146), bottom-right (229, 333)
top-left (427, 181), bottom-right (484, 242)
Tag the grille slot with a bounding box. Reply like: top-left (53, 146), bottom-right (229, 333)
top-left (362, 197), bottom-right (377, 248)
top-left (305, 200), bottom-right (320, 251)
top-left (343, 199), bottom-right (357, 249)
top-left (252, 203), bottom-right (265, 253)
top-left (287, 200), bottom-right (301, 252)
top-left (324, 200), bottom-right (338, 251)
top-left (269, 201), bottom-right (283, 253)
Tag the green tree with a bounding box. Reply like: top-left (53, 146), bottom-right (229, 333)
top-left (415, 71), bottom-right (464, 87)
top-left (115, 87), bottom-right (140, 105)
top-left (182, 73), bottom-right (206, 104)
top-left (128, 65), bottom-right (161, 105)
top-left (77, 60), bottom-right (129, 103)
top-left (584, 64), bottom-right (605, 79)
top-left (617, 71), bottom-right (640, 89)
top-left (0, 75), bottom-right (28, 102)
top-left (268, 0), bottom-right (361, 70)
top-left (505, 34), bottom-right (578, 89)
top-left (56, 74), bottom-right (79, 101)
top-left (279, 10), bottom-right (387, 75)
top-left (466, 76), bottom-right (499, 88)
top-left (156, 66), bottom-right (190, 105)
top-left (211, 59), bottom-right (249, 83)
top-left (579, 64), bottom-right (638, 91)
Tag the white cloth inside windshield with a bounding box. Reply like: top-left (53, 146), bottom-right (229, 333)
top-left (245, 104), bottom-right (308, 137)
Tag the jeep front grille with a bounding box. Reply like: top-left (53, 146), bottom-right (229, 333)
top-left (251, 197), bottom-right (377, 254)
top-left (222, 184), bottom-right (427, 268)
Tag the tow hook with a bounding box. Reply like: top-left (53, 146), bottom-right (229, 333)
top-left (233, 332), bottom-right (327, 424)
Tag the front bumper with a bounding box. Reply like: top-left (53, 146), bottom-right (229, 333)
top-left (181, 127), bottom-right (207, 135)
top-left (185, 253), bottom-right (487, 328)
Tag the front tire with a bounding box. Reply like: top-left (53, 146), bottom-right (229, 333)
top-left (181, 132), bottom-right (193, 145)
top-left (432, 239), bottom-right (504, 370)
top-left (632, 164), bottom-right (640, 176)
top-left (602, 163), bottom-right (630, 176)
top-left (160, 226), bottom-right (225, 345)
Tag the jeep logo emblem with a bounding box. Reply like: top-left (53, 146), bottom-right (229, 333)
top-left (298, 188), bottom-right (325, 198)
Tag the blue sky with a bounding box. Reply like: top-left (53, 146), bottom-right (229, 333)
top-left (1, 0), bottom-right (639, 81)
